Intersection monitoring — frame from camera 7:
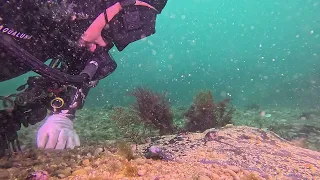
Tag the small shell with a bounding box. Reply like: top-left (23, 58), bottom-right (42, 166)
top-left (265, 114), bottom-right (272, 118)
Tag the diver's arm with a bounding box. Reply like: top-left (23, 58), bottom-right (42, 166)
top-left (79, 0), bottom-right (163, 51)
top-left (36, 49), bottom-right (117, 149)
top-left (36, 82), bottom-right (91, 149)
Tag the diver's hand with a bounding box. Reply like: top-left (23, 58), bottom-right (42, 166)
top-left (37, 114), bottom-right (80, 149)
top-left (79, 1), bottom-right (156, 52)
top-left (79, 2), bottom-right (122, 52)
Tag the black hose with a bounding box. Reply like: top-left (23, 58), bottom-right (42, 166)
top-left (0, 34), bottom-right (96, 84)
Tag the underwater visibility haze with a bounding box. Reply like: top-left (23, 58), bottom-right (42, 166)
top-left (1, 0), bottom-right (320, 108)
top-left (79, 0), bottom-right (320, 108)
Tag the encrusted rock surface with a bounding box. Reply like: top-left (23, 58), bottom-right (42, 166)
top-left (1, 126), bottom-right (319, 180)
top-left (136, 126), bottom-right (320, 179)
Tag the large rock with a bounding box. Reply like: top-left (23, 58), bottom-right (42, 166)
top-left (138, 126), bottom-right (320, 179)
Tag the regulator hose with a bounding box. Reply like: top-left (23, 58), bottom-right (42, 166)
top-left (0, 34), bottom-right (99, 84)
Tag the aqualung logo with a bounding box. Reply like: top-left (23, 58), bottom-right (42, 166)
top-left (0, 24), bottom-right (32, 40)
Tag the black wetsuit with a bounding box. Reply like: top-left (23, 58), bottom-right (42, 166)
top-left (0, 2), bottom-right (120, 153)
top-left (0, 0), bottom-right (168, 157)
top-left (0, 0), bottom-right (118, 82)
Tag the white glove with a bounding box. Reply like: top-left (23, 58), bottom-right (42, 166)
top-left (37, 114), bottom-right (80, 149)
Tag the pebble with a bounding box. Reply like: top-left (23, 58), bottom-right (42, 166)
top-left (61, 162), bottom-right (68, 167)
top-left (102, 172), bottom-right (110, 177)
top-left (135, 158), bottom-right (146, 165)
top-left (224, 124), bottom-right (234, 128)
top-left (51, 164), bottom-right (58, 168)
top-left (56, 167), bottom-right (72, 177)
top-left (82, 159), bottom-right (90, 166)
top-left (30, 170), bottom-right (50, 180)
top-left (94, 148), bottom-right (103, 156)
top-left (72, 169), bottom-right (88, 176)
top-left (94, 159), bottom-right (101, 166)
top-left (138, 169), bottom-right (147, 176)
top-left (57, 174), bottom-right (66, 179)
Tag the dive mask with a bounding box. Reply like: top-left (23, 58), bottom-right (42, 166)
top-left (104, 0), bottom-right (167, 51)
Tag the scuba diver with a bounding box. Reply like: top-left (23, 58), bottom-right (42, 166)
top-left (0, 0), bottom-right (168, 156)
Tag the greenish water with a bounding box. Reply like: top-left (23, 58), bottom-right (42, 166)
top-left (1, 0), bottom-right (320, 108)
